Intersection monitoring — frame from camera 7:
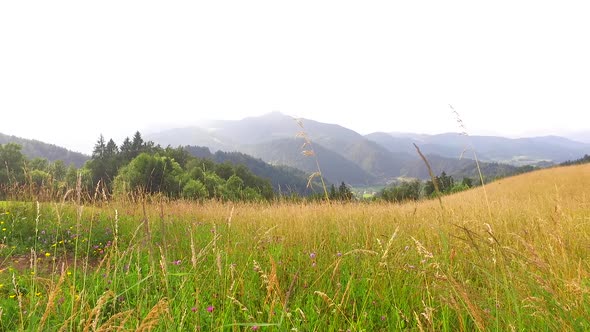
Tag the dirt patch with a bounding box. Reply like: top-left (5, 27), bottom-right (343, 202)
top-left (1, 252), bottom-right (101, 276)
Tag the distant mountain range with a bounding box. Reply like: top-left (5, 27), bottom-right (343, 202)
top-left (0, 133), bottom-right (89, 167)
top-left (145, 112), bottom-right (590, 185)
top-left (3, 112), bottom-right (588, 188)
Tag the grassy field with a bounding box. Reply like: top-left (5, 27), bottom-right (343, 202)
top-left (0, 164), bottom-right (589, 331)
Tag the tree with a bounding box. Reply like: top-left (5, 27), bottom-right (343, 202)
top-left (49, 160), bottom-right (67, 182)
top-left (438, 172), bottom-right (454, 193)
top-left (164, 146), bottom-right (191, 169)
top-left (92, 134), bottom-right (107, 159)
top-left (202, 171), bottom-right (225, 198)
top-left (28, 157), bottom-right (49, 171)
top-left (114, 153), bottom-right (185, 197)
top-left (381, 180), bottom-right (421, 202)
top-left (131, 131), bottom-right (145, 159)
top-left (87, 134), bottom-right (120, 193)
top-left (120, 137), bottom-right (133, 163)
top-left (30, 169), bottom-right (50, 188)
top-left (338, 182), bottom-right (353, 201)
top-left (461, 177), bottom-right (473, 188)
top-left (329, 184), bottom-right (337, 200)
top-left (0, 143), bottom-right (26, 184)
top-left (216, 162), bottom-right (234, 180)
top-left (223, 174), bottom-right (245, 201)
top-left (182, 179), bottom-right (208, 200)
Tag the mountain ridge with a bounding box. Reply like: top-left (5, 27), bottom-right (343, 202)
top-left (145, 112), bottom-right (587, 185)
top-left (0, 132), bottom-right (89, 167)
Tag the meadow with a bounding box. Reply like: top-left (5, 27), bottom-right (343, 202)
top-left (0, 164), bottom-right (589, 331)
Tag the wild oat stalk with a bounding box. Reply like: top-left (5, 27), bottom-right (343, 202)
top-left (294, 118), bottom-right (330, 201)
top-left (413, 143), bottom-right (443, 209)
top-left (450, 105), bottom-right (492, 219)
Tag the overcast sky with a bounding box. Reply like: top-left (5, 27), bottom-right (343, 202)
top-left (1, 1), bottom-right (589, 154)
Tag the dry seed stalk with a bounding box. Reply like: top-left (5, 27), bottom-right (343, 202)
top-left (136, 298), bottom-right (170, 332)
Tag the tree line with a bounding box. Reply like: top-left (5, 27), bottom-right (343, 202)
top-left (0, 132), bottom-right (276, 202)
top-left (378, 171), bottom-right (475, 203)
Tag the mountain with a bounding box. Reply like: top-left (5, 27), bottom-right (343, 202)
top-left (0, 133), bottom-right (89, 167)
top-left (368, 132), bottom-right (590, 167)
top-left (147, 112), bottom-right (589, 186)
top-left (240, 138), bottom-right (377, 186)
top-left (148, 112), bottom-right (413, 184)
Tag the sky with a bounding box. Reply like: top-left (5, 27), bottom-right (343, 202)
top-left (1, 1), bottom-right (589, 154)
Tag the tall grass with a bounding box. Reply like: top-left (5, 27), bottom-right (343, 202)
top-left (0, 164), bottom-right (589, 330)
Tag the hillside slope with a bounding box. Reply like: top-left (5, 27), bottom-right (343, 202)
top-left (436, 163), bottom-right (590, 209)
top-left (0, 133), bottom-right (89, 167)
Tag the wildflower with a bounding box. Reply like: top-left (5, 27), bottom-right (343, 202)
top-left (251, 326), bottom-right (259, 331)
top-left (9, 294), bottom-right (15, 299)
top-left (172, 260), bottom-right (181, 266)
top-left (336, 251), bottom-right (342, 257)
top-left (381, 315), bottom-right (386, 321)
top-left (2, 228), bottom-right (5, 231)
top-left (45, 252), bottom-right (51, 257)
top-left (206, 305), bottom-right (215, 313)
top-left (191, 307), bottom-right (197, 312)
top-left (309, 252), bottom-right (316, 259)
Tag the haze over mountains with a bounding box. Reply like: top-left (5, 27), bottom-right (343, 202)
top-left (146, 112), bottom-right (590, 186)
top-left (2, 112), bottom-right (588, 187)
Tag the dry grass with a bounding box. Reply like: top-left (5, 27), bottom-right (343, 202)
top-left (0, 164), bottom-right (589, 330)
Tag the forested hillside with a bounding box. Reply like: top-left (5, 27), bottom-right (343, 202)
top-left (0, 132), bottom-right (88, 167)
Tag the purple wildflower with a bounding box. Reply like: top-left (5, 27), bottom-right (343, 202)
top-left (309, 252), bottom-right (316, 259)
top-left (206, 305), bottom-right (214, 313)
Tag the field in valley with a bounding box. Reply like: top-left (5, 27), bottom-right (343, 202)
top-left (0, 164), bottom-right (589, 331)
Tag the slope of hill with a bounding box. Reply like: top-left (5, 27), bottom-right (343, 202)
top-left (0, 133), bottom-right (89, 167)
top-left (240, 138), bottom-right (377, 186)
top-left (441, 163), bottom-right (590, 208)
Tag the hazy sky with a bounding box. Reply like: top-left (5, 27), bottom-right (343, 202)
top-left (1, 1), bottom-right (589, 154)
